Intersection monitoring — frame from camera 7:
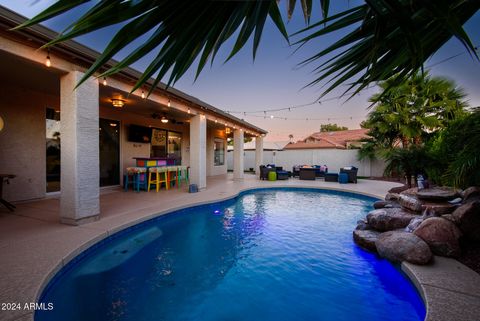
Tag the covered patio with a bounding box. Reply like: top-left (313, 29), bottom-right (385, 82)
top-left (0, 6), bottom-right (267, 225)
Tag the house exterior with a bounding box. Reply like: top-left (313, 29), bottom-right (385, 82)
top-left (0, 6), bottom-right (267, 224)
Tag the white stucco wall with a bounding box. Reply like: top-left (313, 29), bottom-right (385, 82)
top-left (228, 149), bottom-right (386, 177)
top-left (0, 84), bottom-right (58, 202)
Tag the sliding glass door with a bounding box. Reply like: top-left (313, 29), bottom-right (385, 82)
top-left (99, 118), bottom-right (120, 186)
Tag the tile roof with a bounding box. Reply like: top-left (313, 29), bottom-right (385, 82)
top-left (284, 128), bottom-right (369, 150)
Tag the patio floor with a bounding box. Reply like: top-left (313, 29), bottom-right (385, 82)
top-left (0, 174), bottom-right (479, 321)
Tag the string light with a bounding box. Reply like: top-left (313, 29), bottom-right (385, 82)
top-left (241, 114), bottom-right (365, 122)
top-left (225, 92), bottom-right (367, 115)
top-left (103, 77), bottom-right (107, 86)
top-left (45, 49), bottom-right (51, 67)
top-left (215, 118), bottom-right (218, 123)
top-left (270, 115), bottom-right (274, 119)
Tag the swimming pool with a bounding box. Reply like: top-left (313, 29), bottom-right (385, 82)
top-left (36, 188), bottom-right (425, 321)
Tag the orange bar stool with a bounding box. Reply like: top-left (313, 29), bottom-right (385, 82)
top-left (166, 166), bottom-right (178, 188)
top-left (124, 167), bottom-right (147, 192)
top-left (148, 166), bottom-right (168, 192)
top-left (176, 166), bottom-right (189, 188)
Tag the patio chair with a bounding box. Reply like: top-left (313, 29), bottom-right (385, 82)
top-left (259, 165), bottom-right (275, 180)
top-left (340, 166), bottom-right (358, 183)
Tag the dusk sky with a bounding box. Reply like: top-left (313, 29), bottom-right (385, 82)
top-left (2, 1), bottom-right (479, 141)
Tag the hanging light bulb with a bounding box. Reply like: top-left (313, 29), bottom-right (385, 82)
top-left (161, 115), bottom-right (169, 123)
top-left (270, 115), bottom-right (274, 119)
top-left (45, 49), bottom-right (51, 67)
top-left (187, 108), bottom-right (191, 114)
top-left (103, 77), bottom-right (107, 86)
top-left (141, 90), bottom-right (145, 99)
top-left (167, 99), bottom-right (171, 107)
top-left (215, 118), bottom-right (218, 123)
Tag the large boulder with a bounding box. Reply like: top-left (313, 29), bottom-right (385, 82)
top-left (385, 193), bottom-right (400, 201)
top-left (413, 217), bottom-right (462, 257)
top-left (366, 208), bottom-right (418, 231)
top-left (421, 203), bottom-right (456, 216)
top-left (405, 217), bottom-right (425, 233)
top-left (452, 201), bottom-right (480, 242)
top-left (375, 231), bottom-right (432, 265)
top-left (388, 185), bottom-right (410, 194)
top-left (373, 200), bottom-right (401, 209)
top-left (461, 186), bottom-right (480, 203)
top-left (417, 187), bottom-right (461, 201)
top-left (400, 187), bottom-right (419, 196)
top-left (398, 194), bottom-right (424, 213)
top-left (355, 220), bottom-right (372, 231)
top-left (353, 229), bottom-right (381, 252)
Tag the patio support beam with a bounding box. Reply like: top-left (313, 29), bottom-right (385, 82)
top-left (233, 129), bottom-right (244, 180)
top-left (59, 70), bottom-right (100, 225)
top-left (189, 114), bottom-right (207, 189)
top-left (255, 136), bottom-right (264, 175)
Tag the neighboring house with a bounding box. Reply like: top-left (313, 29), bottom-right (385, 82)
top-left (284, 129), bottom-right (369, 150)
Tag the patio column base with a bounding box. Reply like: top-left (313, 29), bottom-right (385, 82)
top-left (60, 214), bottom-right (100, 226)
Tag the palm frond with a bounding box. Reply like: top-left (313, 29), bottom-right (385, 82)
top-left (294, 0), bottom-right (479, 98)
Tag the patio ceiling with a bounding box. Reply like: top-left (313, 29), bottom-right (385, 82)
top-left (0, 48), bottom-right (61, 96)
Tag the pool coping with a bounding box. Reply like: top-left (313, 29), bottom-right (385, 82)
top-left (5, 181), bottom-right (480, 321)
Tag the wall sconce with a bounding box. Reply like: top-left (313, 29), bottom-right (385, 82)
top-left (0, 115), bottom-right (4, 132)
top-left (111, 98), bottom-right (125, 108)
top-left (225, 127), bottom-right (231, 134)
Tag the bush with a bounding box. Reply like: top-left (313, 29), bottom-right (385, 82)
top-left (428, 111), bottom-right (480, 188)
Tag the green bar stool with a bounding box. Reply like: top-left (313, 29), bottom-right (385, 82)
top-left (177, 166), bottom-right (189, 188)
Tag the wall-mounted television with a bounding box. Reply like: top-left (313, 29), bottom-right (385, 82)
top-left (128, 124), bottom-right (152, 143)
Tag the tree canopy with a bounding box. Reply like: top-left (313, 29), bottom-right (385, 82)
top-left (362, 72), bottom-right (468, 149)
top-left (320, 123), bottom-right (348, 132)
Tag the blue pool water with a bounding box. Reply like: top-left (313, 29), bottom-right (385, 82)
top-left (37, 189), bottom-right (425, 321)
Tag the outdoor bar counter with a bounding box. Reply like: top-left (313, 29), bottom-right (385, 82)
top-left (133, 157), bottom-right (177, 168)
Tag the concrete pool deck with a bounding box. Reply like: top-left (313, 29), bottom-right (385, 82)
top-left (0, 174), bottom-right (479, 321)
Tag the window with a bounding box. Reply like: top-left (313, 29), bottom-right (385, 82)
top-left (151, 128), bottom-right (167, 157)
top-left (214, 138), bottom-right (225, 166)
top-left (167, 131), bottom-right (182, 158)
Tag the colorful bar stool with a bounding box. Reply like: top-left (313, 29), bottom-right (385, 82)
top-left (148, 167), bottom-right (168, 192)
top-left (124, 167), bottom-right (147, 192)
top-left (177, 166), bottom-right (189, 188)
top-left (166, 166), bottom-right (178, 188)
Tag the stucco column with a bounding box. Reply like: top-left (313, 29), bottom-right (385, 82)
top-left (60, 71), bottom-right (100, 225)
top-left (189, 114), bottom-right (207, 189)
top-left (254, 136), bottom-right (264, 175)
top-left (233, 129), bottom-right (244, 180)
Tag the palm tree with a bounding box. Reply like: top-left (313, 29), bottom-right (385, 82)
top-left (15, 1), bottom-right (479, 97)
top-left (360, 72), bottom-right (468, 185)
top-left (363, 72), bottom-right (468, 149)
